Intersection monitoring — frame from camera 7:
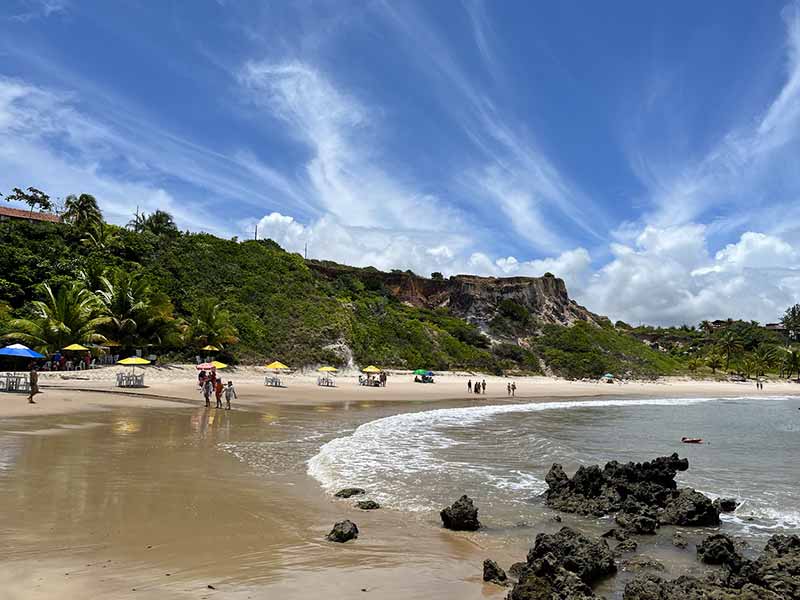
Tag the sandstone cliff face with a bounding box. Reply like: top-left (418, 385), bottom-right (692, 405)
top-left (309, 263), bottom-right (602, 329)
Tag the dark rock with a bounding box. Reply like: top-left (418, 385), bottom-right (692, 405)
top-left (508, 562), bottom-right (529, 581)
top-left (326, 520), bottom-right (359, 543)
top-left (661, 488), bottom-right (720, 526)
top-left (718, 497), bottom-right (739, 512)
top-left (482, 559), bottom-right (508, 586)
top-left (527, 526), bottom-right (616, 585)
top-left (623, 555), bottom-right (666, 572)
top-left (672, 531), bottom-right (688, 549)
top-left (356, 500), bottom-right (381, 510)
top-left (552, 515), bottom-right (562, 522)
top-left (601, 527), bottom-right (629, 541)
top-left (697, 534), bottom-right (742, 566)
top-left (623, 533), bottom-right (800, 600)
top-left (509, 571), bottom-right (594, 600)
top-left (440, 495), bottom-right (481, 531)
top-left (334, 487), bottom-right (365, 498)
top-left (613, 539), bottom-right (639, 557)
top-left (616, 511), bottom-right (659, 534)
top-left (544, 454), bottom-right (691, 519)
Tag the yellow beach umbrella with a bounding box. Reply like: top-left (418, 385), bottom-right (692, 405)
top-left (362, 365), bottom-right (381, 373)
top-left (211, 360), bottom-right (228, 369)
top-left (63, 343), bottom-right (89, 351)
top-left (201, 344), bottom-right (220, 351)
top-left (318, 366), bottom-right (338, 373)
top-left (118, 357), bottom-right (151, 365)
top-left (266, 361), bottom-right (289, 370)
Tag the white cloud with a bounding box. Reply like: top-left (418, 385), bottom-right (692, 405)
top-left (580, 225), bottom-right (800, 325)
top-left (632, 2), bottom-right (800, 231)
top-left (239, 61), bottom-right (462, 232)
top-left (0, 75), bottom-right (317, 235)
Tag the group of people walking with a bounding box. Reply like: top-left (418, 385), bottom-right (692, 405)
top-left (198, 369), bottom-right (236, 409)
top-left (467, 379), bottom-right (486, 394)
top-left (467, 378), bottom-right (517, 397)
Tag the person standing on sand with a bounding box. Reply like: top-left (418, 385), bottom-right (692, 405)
top-left (468, 379), bottom-right (472, 393)
top-left (507, 382), bottom-right (511, 396)
top-left (215, 379), bottom-right (224, 409)
top-left (202, 379), bottom-right (213, 407)
top-left (27, 366), bottom-right (41, 404)
top-left (511, 382), bottom-right (516, 397)
top-left (225, 381), bottom-right (237, 410)
top-left (481, 379), bottom-right (486, 394)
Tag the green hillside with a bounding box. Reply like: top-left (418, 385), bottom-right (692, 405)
top-left (1, 206), bottom-right (794, 379)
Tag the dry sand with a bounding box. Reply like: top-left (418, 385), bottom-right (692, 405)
top-left (2, 364), bottom-right (796, 418)
top-left (0, 365), bottom-right (797, 599)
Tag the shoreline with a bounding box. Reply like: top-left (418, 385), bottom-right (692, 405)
top-left (2, 364), bottom-right (798, 419)
top-left (0, 370), bottom-right (797, 598)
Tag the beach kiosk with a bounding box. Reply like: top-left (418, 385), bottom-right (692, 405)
top-left (0, 344), bottom-right (44, 393)
top-left (116, 356), bottom-right (150, 388)
top-left (317, 366), bottom-right (337, 387)
top-left (265, 361), bottom-right (289, 387)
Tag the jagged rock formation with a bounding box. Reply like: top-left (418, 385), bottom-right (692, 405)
top-left (308, 263), bottom-right (602, 328)
top-left (544, 454), bottom-right (720, 529)
top-left (624, 534), bottom-right (800, 599)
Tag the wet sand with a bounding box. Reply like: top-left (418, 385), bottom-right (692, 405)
top-left (0, 369), bottom-right (797, 598)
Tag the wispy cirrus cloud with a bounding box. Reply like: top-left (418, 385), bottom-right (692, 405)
top-left (374, 0), bottom-right (608, 253)
top-left (631, 2), bottom-right (800, 235)
top-left (238, 60), bottom-right (465, 232)
top-left (2, 0), bottom-right (68, 22)
top-left (0, 75), bottom-right (319, 234)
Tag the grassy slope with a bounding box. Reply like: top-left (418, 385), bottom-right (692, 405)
top-left (0, 219), bottom-right (685, 377)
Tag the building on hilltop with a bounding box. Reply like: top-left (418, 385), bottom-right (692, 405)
top-left (0, 206), bottom-right (62, 224)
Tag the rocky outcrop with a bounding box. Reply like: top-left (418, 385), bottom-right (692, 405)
top-left (508, 527), bottom-right (616, 599)
top-left (440, 495), bottom-right (481, 531)
top-left (697, 534), bottom-right (742, 566)
top-left (356, 500), bottom-right (381, 510)
top-left (482, 559), bottom-right (509, 586)
top-left (307, 263), bottom-right (602, 329)
top-left (544, 454), bottom-right (720, 530)
top-left (334, 487), bottom-right (365, 498)
top-left (527, 527), bottom-right (617, 585)
top-left (624, 533), bottom-right (800, 600)
top-left (326, 520), bottom-right (359, 543)
top-left (661, 489), bottom-right (720, 526)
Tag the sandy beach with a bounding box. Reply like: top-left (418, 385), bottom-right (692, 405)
top-left (0, 367), bottom-right (798, 599)
top-left (3, 364), bottom-right (796, 418)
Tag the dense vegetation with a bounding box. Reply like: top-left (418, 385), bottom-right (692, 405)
top-left (1, 194), bottom-right (798, 379)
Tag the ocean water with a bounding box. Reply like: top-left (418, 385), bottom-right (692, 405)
top-left (307, 396), bottom-right (800, 539)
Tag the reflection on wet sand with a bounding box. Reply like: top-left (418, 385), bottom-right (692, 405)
top-left (0, 402), bottom-right (501, 599)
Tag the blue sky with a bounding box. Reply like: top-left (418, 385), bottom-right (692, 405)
top-left (2, 0), bottom-right (800, 325)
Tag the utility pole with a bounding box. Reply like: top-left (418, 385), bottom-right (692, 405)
top-left (254, 222), bottom-right (258, 240)
top-left (304, 242), bottom-right (308, 259)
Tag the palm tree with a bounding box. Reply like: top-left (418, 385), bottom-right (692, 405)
top-left (739, 354), bottom-right (756, 379)
top-left (753, 344), bottom-right (777, 377)
top-left (706, 353), bottom-right (723, 374)
top-left (81, 222), bottom-right (116, 251)
top-left (96, 271), bottom-right (180, 350)
top-left (128, 209), bottom-right (178, 237)
top-left (3, 282), bottom-right (108, 353)
top-left (783, 348), bottom-right (800, 379)
top-left (96, 271), bottom-right (151, 348)
top-left (716, 329), bottom-right (744, 371)
top-left (187, 298), bottom-right (238, 350)
top-left (63, 193), bottom-right (103, 230)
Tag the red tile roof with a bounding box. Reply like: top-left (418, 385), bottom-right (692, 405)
top-left (0, 206), bottom-right (62, 223)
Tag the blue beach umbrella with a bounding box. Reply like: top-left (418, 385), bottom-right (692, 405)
top-left (0, 343), bottom-right (45, 359)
